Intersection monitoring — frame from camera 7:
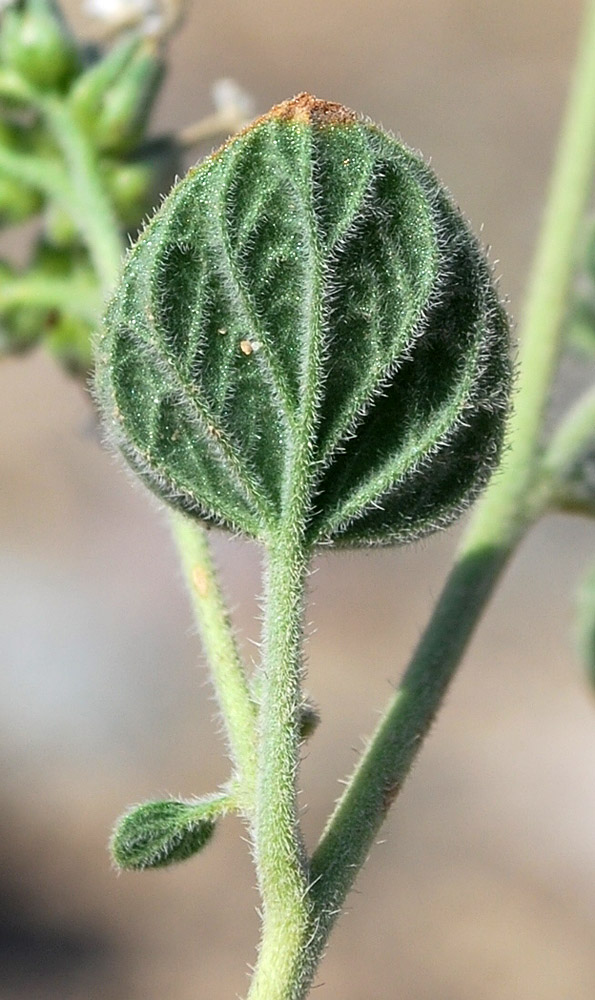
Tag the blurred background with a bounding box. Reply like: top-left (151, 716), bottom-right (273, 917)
top-left (2, 1), bottom-right (595, 997)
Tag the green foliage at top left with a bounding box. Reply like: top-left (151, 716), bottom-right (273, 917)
top-left (0, 0), bottom-right (178, 375)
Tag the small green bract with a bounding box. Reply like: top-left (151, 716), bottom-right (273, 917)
top-left (96, 93), bottom-right (511, 548)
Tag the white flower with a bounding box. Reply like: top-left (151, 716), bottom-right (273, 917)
top-left (211, 79), bottom-right (255, 124)
top-left (177, 78), bottom-right (255, 149)
top-left (83, 0), bottom-right (165, 36)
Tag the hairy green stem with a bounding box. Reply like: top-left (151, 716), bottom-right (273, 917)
top-left (248, 522), bottom-right (312, 1000)
top-left (170, 512), bottom-right (258, 808)
top-left (248, 126), bottom-right (324, 999)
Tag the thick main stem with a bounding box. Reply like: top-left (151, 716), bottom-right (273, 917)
top-left (248, 124), bottom-right (323, 998)
top-left (248, 521), bottom-right (312, 1000)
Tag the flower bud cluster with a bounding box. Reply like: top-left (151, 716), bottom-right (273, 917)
top-left (0, 0), bottom-right (177, 373)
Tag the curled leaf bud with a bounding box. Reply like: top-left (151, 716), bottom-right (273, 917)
top-left (0, 0), bottom-right (80, 91)
top-left (110, 798), bottom-right (220, 870)
top-left (97, 94), bottom-right (511, 549)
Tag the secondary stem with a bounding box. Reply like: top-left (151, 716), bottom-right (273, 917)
top-left (297, 0), bottom-right (595, 986)
top-left (171, 513), bottom-right (258, 809)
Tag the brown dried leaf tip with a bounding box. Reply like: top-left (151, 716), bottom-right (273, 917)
top-left (265, 93), bottom-right (357, 127)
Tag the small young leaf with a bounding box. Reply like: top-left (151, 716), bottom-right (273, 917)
top-left (97, 94), bottom-right (511, 549)
top-left (110, 797), bottom-right (222, 871)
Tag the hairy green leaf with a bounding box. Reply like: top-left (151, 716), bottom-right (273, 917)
top-left (97, 93), bottom-right (511, 549)
top-left (110, 797), bottom-right (224, 871)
